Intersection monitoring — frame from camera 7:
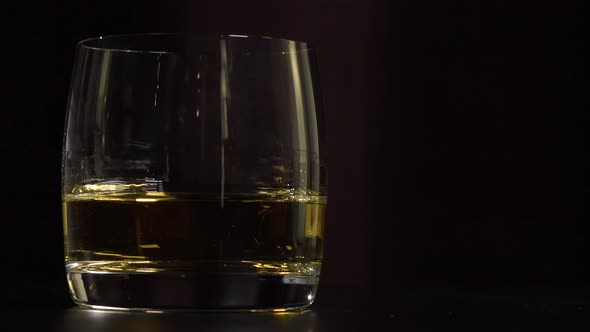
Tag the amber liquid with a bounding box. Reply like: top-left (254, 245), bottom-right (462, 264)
top-left (63, 189), bottom-right (325, 310)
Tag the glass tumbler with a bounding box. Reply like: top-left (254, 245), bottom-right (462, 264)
top-left (61, 34), bottom-right (327, 311)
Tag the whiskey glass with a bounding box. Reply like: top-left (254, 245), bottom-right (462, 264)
top-left (62, 34), bottom-right (327, 311)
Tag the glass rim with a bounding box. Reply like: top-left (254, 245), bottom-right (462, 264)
top-left (77, 33), bottom-right (312, 55)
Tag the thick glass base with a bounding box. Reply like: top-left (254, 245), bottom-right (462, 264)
top-left (66, 261), bottom-right (319, 311)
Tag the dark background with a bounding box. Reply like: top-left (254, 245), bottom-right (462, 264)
top-left (1, 0), bottom-right (587, 308)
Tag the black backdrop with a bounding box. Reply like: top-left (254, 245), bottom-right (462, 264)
top-left (1, 0), bottom-right (587, 306)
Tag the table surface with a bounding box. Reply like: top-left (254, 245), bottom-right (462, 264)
top-left (5, 283), bottom-right (590, 331)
